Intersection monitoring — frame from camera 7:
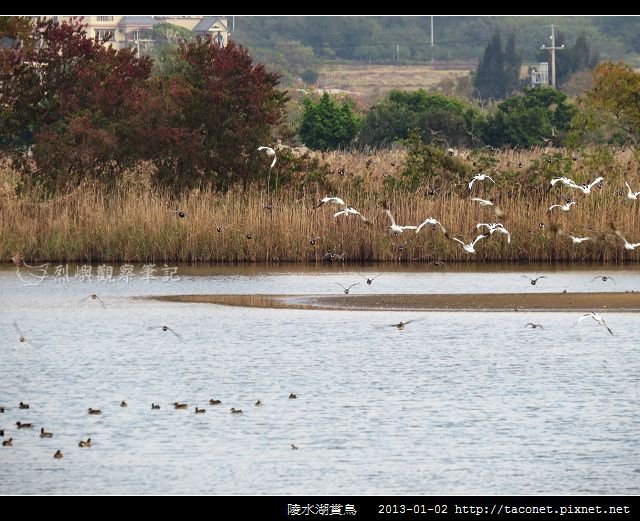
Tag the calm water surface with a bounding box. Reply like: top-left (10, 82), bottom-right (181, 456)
top-left (1, 264), bottom-right (638, 494)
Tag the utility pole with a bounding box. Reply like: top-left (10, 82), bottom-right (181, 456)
top-left (540, 24), bottom-right (564, 88)
top-left (430, 15), bottom-right (434, 63)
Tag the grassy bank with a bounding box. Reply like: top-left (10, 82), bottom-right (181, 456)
top-left (1, 148), bottom-right (640, 264)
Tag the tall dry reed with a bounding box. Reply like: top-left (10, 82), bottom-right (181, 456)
top-left (1, 148), bottom-right (639, 264)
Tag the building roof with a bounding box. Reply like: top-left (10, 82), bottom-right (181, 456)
top-left (118, 16), bottom-right (159, 27)
top-left (193, 16), bottom-right (223, 32)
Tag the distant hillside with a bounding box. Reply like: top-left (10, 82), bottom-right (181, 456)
top-left (232, 16), bottom-right (639, 62)
top-left (230, 16), bottom-right (640, 86)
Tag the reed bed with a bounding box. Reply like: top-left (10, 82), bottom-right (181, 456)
top-left (1, 148), bottom-right (640, 264)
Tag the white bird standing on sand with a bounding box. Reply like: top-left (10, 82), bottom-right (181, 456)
top-left (450, 233), bottom-right (489, 254)
top-left (624, 179), bottom-right (640, 200)
top-left (415, 217), bottom-right (447, 234)
top-left (384, 209), bottom-right (417, 235)
top-left (577, 312), bottom-right (613, 336)
top-left (548, 201), bottom-right (576, 213)
top-left (257, 146), bottom-right (277, 169)
top-left (468, 173), bottom-right (495, 190)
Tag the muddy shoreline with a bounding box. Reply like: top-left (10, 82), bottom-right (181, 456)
top-left (153, 292), bottom-right (640, 311)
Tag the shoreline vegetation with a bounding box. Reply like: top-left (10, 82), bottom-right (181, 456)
top-left (2, 147), bottom-right (640, 265)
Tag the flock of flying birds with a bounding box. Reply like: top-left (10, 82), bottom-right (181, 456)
top-left (313, 169), bottom-right (640, 258)
top-left (167, 147), bottom-right (640, 259)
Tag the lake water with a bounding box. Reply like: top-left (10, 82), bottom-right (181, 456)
top-left (1, 263), bottom-right (638, 494)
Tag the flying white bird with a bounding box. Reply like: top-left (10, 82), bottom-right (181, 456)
top-left (468, 173), bottom-right (495, 190)
top-left (550, 176), bottom-right (575, 187)
top-left (316, 196), bottom-right (346, 208)
top-left (573, 177), bottom-right (604, 194)
top-left (470, 197), bottom-right (504, 217)
top-left (470, 197), bottom-right (495, 207)
top-left (450, 233), bottom-right (489, 254)
top-left (561, 232), bottom-right (591, 244)
top-left (257, 146), bottom-right (277, 169)
top-left (384, 209), bottom-right (417, 235)
top-left (614, 231), bottom-right (640, 250)
top-left (415, 217), bottom-right (447, 235)
top-left (577, 312), bottom-right (613, 336)
top-left (334, 206), bottom-right (368, 221)
top-left (624, 179), bottom-right (640, 200)
top-left (548, 201), bottom-right (576, 213)
top-left (476, 222), bottom-right (511, 243)
top-left (550, 176), bottom-right (603, 194)
top-left (258, 146), bottom-right (277, 194)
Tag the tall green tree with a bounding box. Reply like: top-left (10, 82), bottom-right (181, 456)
top-left (475, 31), bottom-right (506, 100)
top-left (358, 89), bottom-right (476, 148)
top-left (504, 33), bottom-right (522, 95)
top-left (480, 87), bottom-right (575, 148)
top-left (299, 93), bottom-right (361, 150)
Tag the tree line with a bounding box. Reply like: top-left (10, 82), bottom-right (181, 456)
top-left (1, 17), bottom-right (638, 196)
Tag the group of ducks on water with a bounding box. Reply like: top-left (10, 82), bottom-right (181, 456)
top-left (1, 401), bottom-right (91, 454)
top-left (1, 393), bottom-right (302, 457)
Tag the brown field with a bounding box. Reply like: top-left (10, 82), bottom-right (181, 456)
top-left (317, 62), bottom-right (474, 100)
top-left (2, 147), bottom-right (640, 264)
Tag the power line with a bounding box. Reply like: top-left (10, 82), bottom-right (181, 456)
top-left (540, 24), bottom-right (564, 88)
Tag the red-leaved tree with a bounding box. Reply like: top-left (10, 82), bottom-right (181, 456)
top-left (0, 17), bottom-right (152, 192)
top-left (145, 39), bottom-right (289, 190)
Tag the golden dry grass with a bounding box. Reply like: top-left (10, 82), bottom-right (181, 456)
top-left (2, 147), bottom-right (640, 264)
